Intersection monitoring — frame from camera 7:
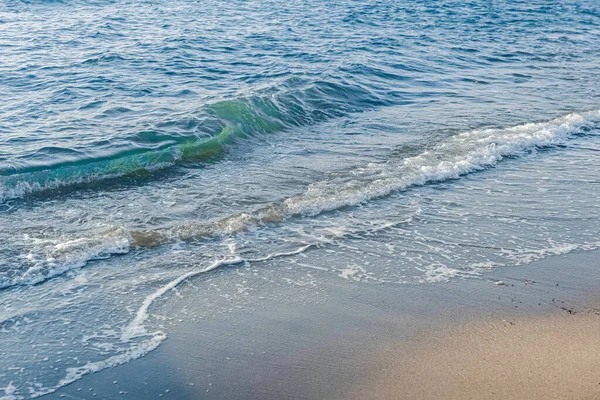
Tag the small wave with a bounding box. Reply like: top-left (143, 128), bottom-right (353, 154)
top-left (6, 109), bottom-right (599, 291)
top-left (130, 109), bottom-right (600, 244)
top-left (0, 79), bottom-right (382, 203)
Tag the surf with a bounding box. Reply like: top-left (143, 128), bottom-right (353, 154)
top-left (6, 109), bottom-right (598, 292)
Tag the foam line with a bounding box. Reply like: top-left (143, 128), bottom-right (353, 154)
top-left (120, 244), bottom-right (312, 341)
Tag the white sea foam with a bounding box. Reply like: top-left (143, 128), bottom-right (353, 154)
top-left (1, 228), bottom-right (131, 289)
top-left (501, 241), bottom-right (600, 266)
top-left (0, 382), bottom-right (19, 400)
top-left (132, 109), bottom-right (600, 243)
top-left (281, 109), bottom-right (600, 216)
top-left (8, 110), bottom-right (599, 290)
top-left (29, 335), bottom-right (165, 399)
top-left (121, 244), bottom-right (312, 341)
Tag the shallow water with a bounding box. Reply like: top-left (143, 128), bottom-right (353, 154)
top-left (1, 0), bottom-right (600, 398)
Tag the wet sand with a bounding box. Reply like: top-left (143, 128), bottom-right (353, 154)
top-left (52, 250), bottom-right (600, 399)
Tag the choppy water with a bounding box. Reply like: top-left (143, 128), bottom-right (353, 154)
top-left (1, 0), bottom-right (600, 397)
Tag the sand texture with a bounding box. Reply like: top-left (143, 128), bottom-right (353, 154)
top-left (358, 311), bottom-right (600, 400)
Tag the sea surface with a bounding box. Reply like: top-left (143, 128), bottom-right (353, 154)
top-left (1, 0), bottom-right (600, 398)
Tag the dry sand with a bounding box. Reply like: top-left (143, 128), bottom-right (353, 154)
top-left (356, 310), bottom-right (600, 400)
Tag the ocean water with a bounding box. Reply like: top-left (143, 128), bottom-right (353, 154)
top-left (1, 0), bottom-right (600, 397)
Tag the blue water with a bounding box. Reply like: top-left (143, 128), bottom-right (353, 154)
top-left (1, 0), bottom-right (600, 398)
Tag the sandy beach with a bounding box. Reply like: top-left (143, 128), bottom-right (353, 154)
top-left (3, 2), bottom-right (600, 399)
top-left (49, 249), bottom-right (600, 399)
top-left (356, 312), bottom-right (600, 400)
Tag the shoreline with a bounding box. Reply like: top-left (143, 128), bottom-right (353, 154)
top-left (51, 249), bottom-right (600, 399)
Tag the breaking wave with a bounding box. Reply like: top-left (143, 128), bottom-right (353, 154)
top-left (5, 109), bottom-right (599, 291)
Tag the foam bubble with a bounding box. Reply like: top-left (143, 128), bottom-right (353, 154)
top-left (0, 382), bottom-right (20, 400)
top-left (1, 227), bottom-right (130, 290)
